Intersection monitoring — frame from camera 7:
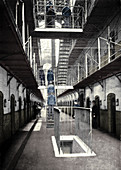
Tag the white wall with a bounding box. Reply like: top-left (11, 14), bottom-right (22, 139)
top-left (0, 66), bottom-right (42, 114)
top-left (85, 75), bottom-right (121, 111)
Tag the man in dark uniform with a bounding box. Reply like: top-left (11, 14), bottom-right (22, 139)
top-left (46, 3), bottom-right (55, 28)
top-left (47, 69), bottom-right (54, 84)
top-left (62, 3), bottom-right (71, 28)
top-left (92, 100), bottom-right (98, 128)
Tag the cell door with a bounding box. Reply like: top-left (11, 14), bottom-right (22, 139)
top-left (86, 97), bottom-right (90, 108)
top-left (24, 98), bottom-right (27, 124)
top-left (0, 92), bottom-right (3, 145)
top-left (79, 93), bottom-right (84, 107)
top-left (107, 93), bottom-right (116, 134)
top-left (111, 96), bottom-right (116, 134)
top-left (95, 96), bottom-right (100, 128)
top-left (11, 95), bottom-right (15, 135)
top-left (19, 97), bottom-right (22, 127)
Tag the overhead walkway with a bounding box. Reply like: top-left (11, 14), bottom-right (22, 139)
top-left (32, 28), bottom-right (83, 39)
top-left (68, 0), bottom-right (120, 65)
top-left (32, 1), bottom-right (84, 39)
top-left (58, 49), bottom-right (121, 98)
top-left (57, 0), bottom-right (121, 98)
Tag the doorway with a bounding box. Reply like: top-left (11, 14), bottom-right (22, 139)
top-left (0, 92), bottom-right (3, 145)
top-left (11, 94), bottom-right (15, 135)
top-left (95, 96), bottom-right (100, 128)
top-left (79, 93), bottom-right (84, 107)
top-left (24, 98), bottom-right (27, 124)
top-left (107, 93), bottom-right (116, 134)
top-left (86, 97), bottom-right (90, 108)
top-left (19, 97), bottom-right (22, 127)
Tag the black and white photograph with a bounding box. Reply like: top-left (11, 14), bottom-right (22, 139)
top-left (0, 0), bottom-right (121, 169)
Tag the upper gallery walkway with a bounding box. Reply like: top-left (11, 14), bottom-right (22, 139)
top-left (32, 0), bottom-right (119, 40)
top-left (68, 0), bottom-right (120, 65)
top-left (57, 0), bottom-right (121, 97)
top-left (32, 0), bottom-right (84, 39)
top-left (0, 0), bottom-right (43, 99)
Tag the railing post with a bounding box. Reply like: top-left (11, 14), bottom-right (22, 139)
top-left (30, 36), bottom-right (33, 68)
top-left (27, 36), bottom-right (30, 60)
top-left (22, 2), bottom-right (25, 50)
top-left (72, 12), bottom-right (74, 28)
top-left (44, 0), bottom-right (46, 28)
top-left (16, 0), bottom-right (19, 26)
top-left (108, 26), bottom-right (111, 63)
top-left (71, 100), bottom-right (73, 134)
top-left (78, 63), bottom-right (80, 82)
top-left (85, 53), bottom-right (88, 77)
top-left (33, 52), bottom-right (36, 75)
top-left (85, 0), bottom-right (88, 22)
top-left (98, 37), bottom-right (101, 69)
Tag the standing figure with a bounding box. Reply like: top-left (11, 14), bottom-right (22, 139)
top-left (46, 1), bottom-right (53, 12)
top-left (47, 94), bottom-right (56, 119)
top-left (37, 105), bottom-right (41, 118)
top-left (33, 102), bottom-right (37, 119)
top-left (39, 69), bottom-right (45, 86)
top-left (62, 3), bottom-right (71, 28)
top-left (47, 84), bottom-right (55, 95)
top-left (92, 100), bottom-right (98, 129)
top-left (47, 69), bottom-right (54, 85)
top-left (46, 2), bottom-right (56, 28)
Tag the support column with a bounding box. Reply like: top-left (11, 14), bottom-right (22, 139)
top-left (33, 53), bottom-right (36, 76)
top-left (52, 39), bottom-right (55, 71)
top-left (85, 53), bottom-right (88, 77)
top-left (16, 0), bottom-right (19, 25)
top-left (108, 26), bottom-right (111, 63)
top-left (30, 36), bottom-right (33, 67)
top-left (98, 38), bottom-right (101, 69)
top-left (85, 0), bottom-right (88, 22)
top-left (78, 63), bottom-right (80, 82)
top-left (44, 0), bottom-right (46, 28)
top-left (35, 63), bottom-right (38, 79)
top-left (22, 2), bottom-right (25, 50)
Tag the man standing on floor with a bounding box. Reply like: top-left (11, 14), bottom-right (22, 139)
top-left (92, 100), bottom-right (98, 129)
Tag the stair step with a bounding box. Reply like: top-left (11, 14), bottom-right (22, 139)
top-left (47, 120), bottom-right (54, 123)
top-left (46, 124), bottom-right (54, 128)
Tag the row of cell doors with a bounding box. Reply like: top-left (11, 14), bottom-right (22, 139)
top-left (0, 92), bottom-right (29, 142)
top-left (11, 94), bottom-right (30, 134)
top-left (79, 93), bottom-right (116, 134)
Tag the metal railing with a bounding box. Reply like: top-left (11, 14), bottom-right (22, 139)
top-left (33, 4), bottom-right (84, 29)
top-left (2, 0), bottom-right (23, 45)
top-left (54, 106), bottom-right (93, 154)
top-left (67, 37), bottom-right (121, 86)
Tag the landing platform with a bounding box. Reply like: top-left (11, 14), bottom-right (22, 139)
top-left (32, 28), bottom-right (83, 39)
